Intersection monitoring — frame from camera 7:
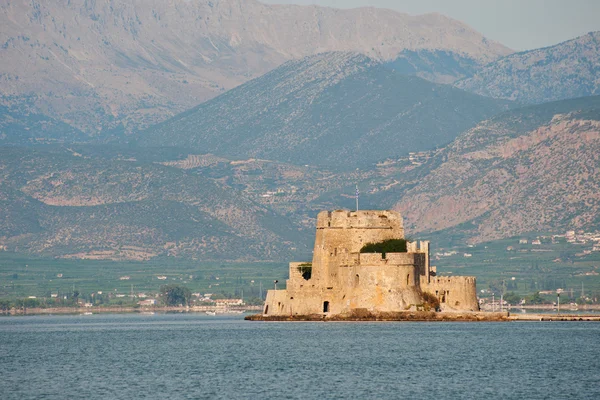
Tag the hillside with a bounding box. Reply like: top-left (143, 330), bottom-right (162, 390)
top-left (3, 96), bottom-right (600, 259)
top-left (139, 52), bottom-right (513, 169)
top-left (0, 98), bottom-right (86, 144)
top-left (0, 146), bottom-right (310, 261)
top-left (0, 0), bottom-right (511, 135)
top-left (455, 32), bottom-right (600, 104)
top-left (385, 49), bottom-right (479, 84)
top-left (376, 96), bottom-right (600, 243)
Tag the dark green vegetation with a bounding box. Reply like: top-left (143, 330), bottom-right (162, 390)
top-left (456, 31), bottom-right (600, 104)
top-left (297, 263), bottom-right (312, 280)
top-left (160, 284), bottom-right (192, 306)
top-left (360, 239), bottom-right (408, 256)
top-left (139, 52), bottom-right (512, 169)
top-left (421, 292), bottom-right (441, 311)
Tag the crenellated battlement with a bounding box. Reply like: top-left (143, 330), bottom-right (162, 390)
top-left (316, 210), bottom-right (404, 233)
top-left (428, 276), bottom-right (477, 285)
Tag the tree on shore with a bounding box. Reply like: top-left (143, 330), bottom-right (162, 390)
top-left (160, 284), bottom-right (192, 306)
top-left (526, 291), bottom-right (548, 304)
top-left (503, 292), bottom-right (522, 305)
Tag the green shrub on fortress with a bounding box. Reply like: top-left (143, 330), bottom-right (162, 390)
top-left (297, 263), bottom-right (312, 280)
top-left (421, 292), bottom-right (440, 312)
top-left (360, 239), bottom-right (407, 256)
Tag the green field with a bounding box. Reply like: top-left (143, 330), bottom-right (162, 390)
top-left (1, 235), bottom-right (599, 304)
top-left (433, 236), bottom-right (600, 301)
top-left (0, 252), bottom-right (288, 301)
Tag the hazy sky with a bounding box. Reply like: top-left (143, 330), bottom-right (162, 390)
top-left (259, 0), bottom-right (600, 51)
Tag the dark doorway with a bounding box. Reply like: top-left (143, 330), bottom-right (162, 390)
top-left (323, 301), bottom-right (330, 313)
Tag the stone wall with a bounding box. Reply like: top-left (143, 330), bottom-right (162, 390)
top-left (422, 276), bottom-right (479, 311)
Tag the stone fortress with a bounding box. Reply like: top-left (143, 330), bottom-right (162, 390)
top-left (263, 210), bottom-right (479, 317)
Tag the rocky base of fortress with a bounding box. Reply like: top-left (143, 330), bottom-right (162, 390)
top-left (246, 311), bottom-right (600, 322)
top-left (245, 310), bottom-right (511, 322)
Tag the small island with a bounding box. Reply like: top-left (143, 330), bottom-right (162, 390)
top-left (247, 209), bottom-right (490, 322)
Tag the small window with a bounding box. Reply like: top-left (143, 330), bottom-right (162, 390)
top-left (407, 274), bottom-right (410, 285)
top-left (264, 305), bottom-right (269, 315)
top-left (323, 301), bottom-right (330, 313)
top-left (355, 274), bottom-right (360, 287)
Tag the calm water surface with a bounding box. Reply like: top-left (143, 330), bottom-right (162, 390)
top-left (1, 313), bottom-right (599, 399)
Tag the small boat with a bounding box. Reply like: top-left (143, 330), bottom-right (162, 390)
top-left (205, 311), bottom-right (216, 316)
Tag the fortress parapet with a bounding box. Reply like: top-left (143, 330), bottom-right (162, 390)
top-left (263, 210), bottom-right (479, 317)
top-left (316, 210), bottom-right (404, 232)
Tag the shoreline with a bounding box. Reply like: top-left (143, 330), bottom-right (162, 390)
top-left (0, 305), bottom-right (262, 316)
top-left (245, 311), bottom-right (600, 322)
top-left (3, 307), bottom-right (599, 321)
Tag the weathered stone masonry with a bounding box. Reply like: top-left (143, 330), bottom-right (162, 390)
top-left (263, 210), bottom-right (479, 317)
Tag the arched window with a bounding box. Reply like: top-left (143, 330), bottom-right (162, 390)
top-left (323, 301), bottom-right (330, 313)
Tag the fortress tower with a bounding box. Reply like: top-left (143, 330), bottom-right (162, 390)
top-left (263, 210), bottom-right (479, 317)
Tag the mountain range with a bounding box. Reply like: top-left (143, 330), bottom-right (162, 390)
top-left (139, 52), bottom-right (513, 168)
top-left (1, 2), bottom-right (599, 262)
top-left (0, 0), bottom-right (510, 135)
top-left (455, 32), bottom-right (600, 104)
top-left (2, 95), bottom-right (598, 259)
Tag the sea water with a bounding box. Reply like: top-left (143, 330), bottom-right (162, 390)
top-left (1, 313), bottom-right (599, 399)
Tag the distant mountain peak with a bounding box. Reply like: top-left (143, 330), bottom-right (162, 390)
top-left (455, 31), bottom-right (600, 104)
top-left (0, 0), bottom-right (511, 134)
top-left (139, 51), bottom-right (512, 168)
